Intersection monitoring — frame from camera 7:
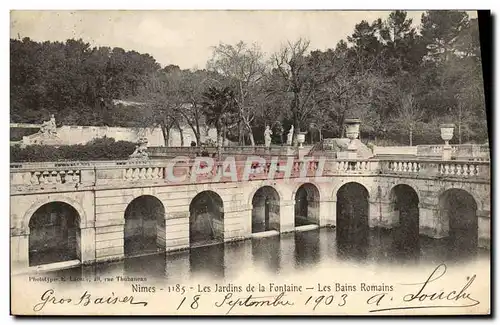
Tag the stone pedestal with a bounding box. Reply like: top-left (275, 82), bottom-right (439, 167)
top-left (336, 150), bottom-right (357, 160)
top-left (298, 147), bottom-right (309, 160)
top-left (442, 145), bottom-right (452, 160)
top-left (79, 227), bottom-right (96, 264)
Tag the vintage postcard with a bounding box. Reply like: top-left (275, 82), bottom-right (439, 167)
top-left (10, 10), bottom-right (491, 316)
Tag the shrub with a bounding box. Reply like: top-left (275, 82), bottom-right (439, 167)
top-left (10, 137), bottom-right (137, 162)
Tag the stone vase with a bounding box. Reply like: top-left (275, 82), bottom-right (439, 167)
top-left (440, 124), bottom-right (455, 146)
top-left (297, 133), bottom-right (306, 148)
top-left (344, 118), bottom-right (361, 151)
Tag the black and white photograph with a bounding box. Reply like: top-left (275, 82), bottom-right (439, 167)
top-left (9, 9), bottom-right (491, 315)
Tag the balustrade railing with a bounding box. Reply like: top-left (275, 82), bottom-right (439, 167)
top-left (10, 156), bottom-right (490, 193)
top-left (386, 161), bottom-right (421, 173)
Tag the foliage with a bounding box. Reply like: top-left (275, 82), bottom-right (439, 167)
top-left (11, 137), bottom-right (136, 162)
top-left (10, 11), bottom-right (488, 147)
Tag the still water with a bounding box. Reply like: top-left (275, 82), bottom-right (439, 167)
top-left (48, 227), bottom-right (488, 285)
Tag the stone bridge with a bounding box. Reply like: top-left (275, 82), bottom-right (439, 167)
top-left (10, 156), bottom-right (490, 273)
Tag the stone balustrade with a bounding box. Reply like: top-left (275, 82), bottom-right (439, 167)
top-left (381, 159), bottom-right (489, 180)
top-left (147, 145), bottom-right (296, 159)
top-left (10, 156), bottom-right (490, 194)
top-left (416, 144), bottom-right (489, 160)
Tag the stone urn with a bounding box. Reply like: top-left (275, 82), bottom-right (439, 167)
top-left (297, 132), bottom-right (306, 148)
top-left (344, 118), bottom-right (361, 151)
top-left (440, 123), bottom-right (455, 146)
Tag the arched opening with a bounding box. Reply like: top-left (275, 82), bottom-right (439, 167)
top-left (28, 202), bottom-right (81, 267)
top-left (189, 191), bottom-right (224, 247)
top-left (439, 189), bottom-right (478, 257)
top-left (252, 186), bottom-right (280, 233)
top-left (390, 184), bottom-right (420, 255)
top-left (336, 182), bottom-right (369, 258)
top-left (124, 195), bottom-right (165, 257)
top-left (294, 183), bottom-right (320, 227)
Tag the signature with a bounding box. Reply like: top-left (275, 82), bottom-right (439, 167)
top-left (368, 263), bottom-right (480, 312)
top-left (33, 289), bottom-right (148, 312)
top-left (214, 292), bottom-right (294, 314)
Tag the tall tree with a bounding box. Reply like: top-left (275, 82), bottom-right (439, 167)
top-left (420, 10), bottom-right (470, 62)
top-left (201, 86), bottom-right (238, 148)
top-left (207, 41), bottom-right (267, 146)
top-left (269, 38), bottom-right (319, 143)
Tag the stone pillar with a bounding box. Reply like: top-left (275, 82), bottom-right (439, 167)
top-left (79, 227), bottom-right (96, 264)
top-left (242, 204), bottom-right (253, 237)
top-left (95, 222), bottom-right (125, 262)
top-left (419, 204), bottom-right (448, 238)
top-left (165, 211), bottom-right (190, 252)
top-left (11, 228), bottom-right (29, 272)
top-left (280, 200), bottom-right (295, 232)
top-left (319, 199), bottom-right (336, 227)
top-left (369, 199), bottom-right (398, 229)
top-left (477, 210), bottom-right (490, 249)
top-left (368, 200), bottom-right (382, 228)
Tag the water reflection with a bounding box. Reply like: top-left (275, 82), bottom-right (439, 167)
top-left (46, 227), bottom-right (486, 284)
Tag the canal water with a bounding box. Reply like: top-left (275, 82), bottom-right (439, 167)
top-left (45, 227), bottom-right (488, 285)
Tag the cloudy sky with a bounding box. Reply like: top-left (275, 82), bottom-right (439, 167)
top-left (10, 10), bottom-right (477, 69)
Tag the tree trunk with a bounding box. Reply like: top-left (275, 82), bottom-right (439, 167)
top-left (409, 128), bottom-right (413, 147)
top-left (161, 123), bottom-right (170, 147)
top-left (248, 127), bottom-right (255, 147)
top-left (174, 119), bottom-right (184, 147)
top-left (238, 121), bottom-right (243, 145)
top-left (458, 121), bottom-right (462, 144)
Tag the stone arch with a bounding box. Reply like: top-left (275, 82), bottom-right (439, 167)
top-left (389, 184), bottom-right (420, 253)
top-left (434, 185), bottom-right (482, 211)
top-left (247, 183), bottom-right (284, 207)
top-left (251, 186), bottom-right (281, 233)
top-left (331, 179), bottom-right (372, 202)
top-left (189, 190), bottom-right (225, 246)
top-left (335, 182), bottom-right (370, 257)
top-left (28, 201), bottom-right (82, 267)
top-left (294, 183), bottom-right (321, 227)
top-left (22, 195), bottom-right (88, 232)
top-left (123, 195), bottom-right (166, 257)
top-left (387, 181), bottom-right (421, 202)
top-left (290, 180), bottom-right (325, 202)
top-left (438, 188), bottom-right (478, 256)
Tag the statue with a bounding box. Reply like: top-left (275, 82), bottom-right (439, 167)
top-left (264, 125), bottom-right (273, 148)
top-left (286, 125), bottom-right (294, 146)
top-left (40, 114), bottom-right (57, 135)
top-left (129, 137), bottom-right (149, 160)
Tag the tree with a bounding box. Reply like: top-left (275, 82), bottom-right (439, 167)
top-left (420, 11), bottom-right (470, 62)
top-left (269, 38), bottom-right (321, 144)
top-left (207, 41), bottom-right (267, 146)
top-left (390, 93), bottom-right (423, 146)
top-left (201, 86), bottom-right (238, 148)
top-left (132, 71), bottom-right (185, 146)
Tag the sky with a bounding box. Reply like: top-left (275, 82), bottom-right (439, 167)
top-left (10, 10), bottom-right (477, 70)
